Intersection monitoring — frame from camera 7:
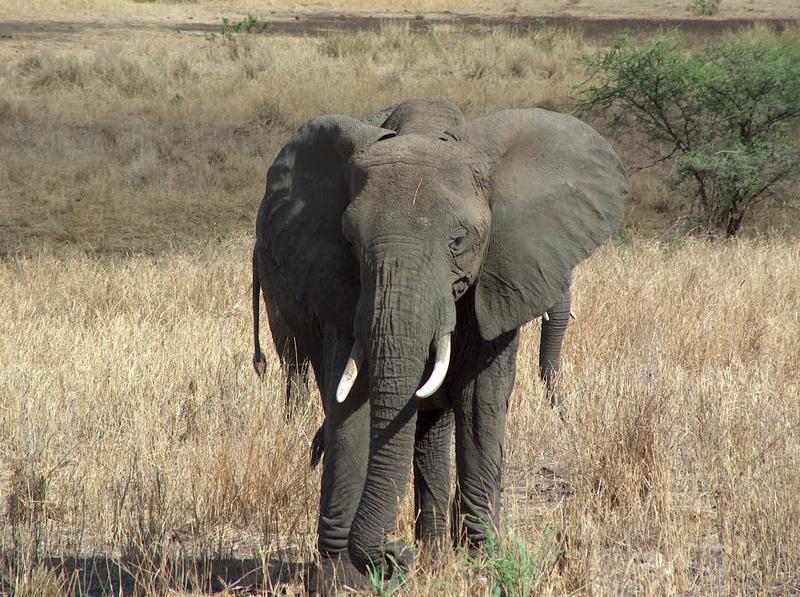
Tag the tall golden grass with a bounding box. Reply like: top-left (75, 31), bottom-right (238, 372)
top-left (1, 237), bottom-right (798, 595)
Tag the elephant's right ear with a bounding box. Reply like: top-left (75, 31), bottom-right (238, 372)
top-left (257, 115), bottom-right (397, 329)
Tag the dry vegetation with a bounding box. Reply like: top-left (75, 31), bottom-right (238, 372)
top-left (1, 6), bottom-right (799, 596)
top-left (1, 238), bottom-right (798, 595)
top-left (1, 24), bottom-right (595, 255)
top-left (4, 0), bottom-right (799, 21)
top-left (2, 20), bottom-right (797, 254)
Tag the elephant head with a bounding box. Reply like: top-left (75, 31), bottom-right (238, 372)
top-left (258, 101), bottom-right (628, 573)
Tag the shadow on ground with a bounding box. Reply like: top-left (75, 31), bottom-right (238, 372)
top-left (1, 552), bottom-right (310, 595)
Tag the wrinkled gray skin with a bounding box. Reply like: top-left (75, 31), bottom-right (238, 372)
top-left (252, 99), bottom-right (628, 586)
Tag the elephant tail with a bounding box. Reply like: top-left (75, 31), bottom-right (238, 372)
top-left (252, 248), bottom-right (267, 377)
top-left (310, 423), bottom-right (324, 469)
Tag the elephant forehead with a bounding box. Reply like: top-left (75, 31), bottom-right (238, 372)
top-left (353, 135), bottom-right (454, 168)
top-left (354, 161), bottom-right (476, 212)
top-left (351, 138), bottom-right (475, 200)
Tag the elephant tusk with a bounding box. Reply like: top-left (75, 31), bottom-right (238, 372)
top-left (416, 334), bottom-right (451, 398)
top-left (542, 311), bottom-right (550, 321)
top-left (569, 310), bottom-right (577, 320)
top-left (336, 342), bottom-right (364, 403)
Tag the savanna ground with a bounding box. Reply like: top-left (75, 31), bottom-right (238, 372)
top-left (1, 1), bottom-right (799, 595)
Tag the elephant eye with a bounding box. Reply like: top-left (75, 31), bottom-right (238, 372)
top-left (449, 228), bottom-right (470, 256)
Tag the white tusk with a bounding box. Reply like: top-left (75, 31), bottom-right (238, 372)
top-left (569, 310), bottom-right (577, 320)
top-left (416, 334), bottom-right (451, 398)
top-left (336, 342), bottom-right (364, 403)
top-left (542, 311), bottom-right (550, 321)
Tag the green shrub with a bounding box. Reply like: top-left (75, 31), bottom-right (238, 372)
top-left (205, 15), bottom-right (269, 43)
top-left (687, 0), bottom-right (721, 16)
top-left (468, 524), bottom-right (560, 597)
top-left (575, 31), bottom-right (800, 236)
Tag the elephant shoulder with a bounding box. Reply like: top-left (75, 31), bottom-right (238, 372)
top-left (255, 115), bottom-right (396, 331)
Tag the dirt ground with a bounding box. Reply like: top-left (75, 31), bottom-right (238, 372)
top-left (1, 0), bottom-right (797, 41)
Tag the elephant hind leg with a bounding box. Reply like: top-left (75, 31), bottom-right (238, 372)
top-left (451, 329), bottom-right (519, 550)
top-left (310, 423), bottom-right (324, 469)
top-left (413, 406), bottom-right (453, 547)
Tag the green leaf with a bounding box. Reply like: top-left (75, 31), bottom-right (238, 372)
top-left (574, 29), bottom-right (800, 236)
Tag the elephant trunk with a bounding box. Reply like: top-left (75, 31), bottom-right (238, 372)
top-left (347, 248), bottom-right (450, 574)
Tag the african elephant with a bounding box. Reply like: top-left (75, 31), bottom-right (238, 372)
top-left (251, 99), bottom-right (628, 585)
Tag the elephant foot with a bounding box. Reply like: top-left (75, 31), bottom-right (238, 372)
top-left (450, 509), bottom-right (501, 559)
top-left (349, 539), bottom-right (416, 583)
top-left (308, 552), bottom-right (366, 596)
top-left (415, 535), bottom-right (451, 571)
top-left (382, 539), bottom-right (416, 576)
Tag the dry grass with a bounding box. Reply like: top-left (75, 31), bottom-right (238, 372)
top-left (1, 237), bottom-right (798, 595)
top-left (1, 23), bottom-right (599, 254)
top-left (2, 19), bottom-right (798, 254)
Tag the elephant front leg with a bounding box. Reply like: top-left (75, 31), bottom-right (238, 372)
top-left (316, 331), bottom-right (370, 582)
top-left (413, 405), bottom-right (453, 548)
top-left (451, 329), bottom-right (519, 549)
top-left (540, 289), bottom-right (571, 409)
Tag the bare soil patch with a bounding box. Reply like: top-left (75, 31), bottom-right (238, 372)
top-left (0, 10), bottom-right (796, 41)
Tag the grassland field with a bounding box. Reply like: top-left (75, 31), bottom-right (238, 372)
top-left (1, 2), bottom-right (799, 595)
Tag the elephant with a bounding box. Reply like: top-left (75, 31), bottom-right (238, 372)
top-left (251, 99), bottom-right (628, 587)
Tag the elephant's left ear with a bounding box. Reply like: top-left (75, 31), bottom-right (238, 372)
top-left (450, 109), bottom-right (629, 340)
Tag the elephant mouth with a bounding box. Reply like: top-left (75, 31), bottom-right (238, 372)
top-left (453, 275), bottom-right (470, 299)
